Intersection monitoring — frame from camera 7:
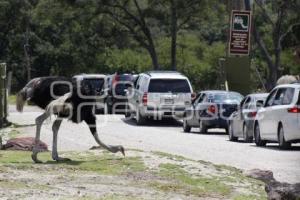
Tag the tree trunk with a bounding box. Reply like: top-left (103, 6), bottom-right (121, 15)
top-left (170, 0), bottom-right (177, 71)
top-left (147, 45), bottom-right (160, 70)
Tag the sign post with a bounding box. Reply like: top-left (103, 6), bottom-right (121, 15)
top-left (229, 10), bottom-right (252, 56)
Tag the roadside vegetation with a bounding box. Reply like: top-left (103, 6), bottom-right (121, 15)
top-left (1, 1), bottom-right (299, 92)
top-left (0, 149), bottom-right (267, 199)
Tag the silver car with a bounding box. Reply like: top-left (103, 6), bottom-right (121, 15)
top-left (228, 93), bottom-right (268, 142)
top-left (127, 71), bottom-right (194, 125)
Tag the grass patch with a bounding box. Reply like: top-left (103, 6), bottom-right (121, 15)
top-left (7, 129), bottom-right (22, 138)
top-left (0, 179), bottom-right (28, 189)
top-left (233, 194), bottom-right (267, 200)
top-left (154, 163), bottom-right (231, 197)
top-left (0, 151), bottom-right (146, 176)
top-left (152, 151), bottom-right (187, 162)
top-left (8, 95), bottom-right (16, 104)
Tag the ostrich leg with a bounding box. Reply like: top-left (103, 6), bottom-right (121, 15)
top-left (85, 116), bottom-right (125, 156)
top-left (32, 112), bottom-right (50, 163)
top-left (52, 119), bottom-right (71, 161)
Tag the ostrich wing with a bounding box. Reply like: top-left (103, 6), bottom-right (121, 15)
top-left (46, 92), bottom-right (73, 116)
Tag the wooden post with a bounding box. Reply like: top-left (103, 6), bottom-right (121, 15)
top-left (0, 63), bottom-right (6, 128)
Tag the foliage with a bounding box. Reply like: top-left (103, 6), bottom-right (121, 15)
top-left (0, 0), bottom-right (299, 92)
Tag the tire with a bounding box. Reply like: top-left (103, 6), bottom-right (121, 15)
top-left (183, 119), bottom-right (191, 133)
top-left (199, 120), bottom-right (207, 134)
top-left (104, 102), bottom-right (112, 114)
top-left (278, 125), bottom-right (291, 150)
top-left (124, 111), bottom-right (132, 118)
top-left (136, 108), bottom-right (146, 125)
top-left (228, 122), bottom-right (238, 141)
top-left (254, 123), bottom-right (266, 147)
top-left (243, 123), bottom-right (252, 142)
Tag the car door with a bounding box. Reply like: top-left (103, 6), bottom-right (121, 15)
top-left (267, 88), bottom-right (290, 140)
top-left (185, 93), bottom-right (201, 126)
top-left (238, 96), bottom-right (252, 137)
top-left (189, 93), bottom-right (204, 126)
top-left (274, 87), bottom-right (296, 141)
top-left (232, 96), bottom-right (247, 136)
top-left (258, 89), bottom-right (278, 139)
top-left (194, 93), bottom-right (209, 126)
top-left (129, 75), bottom-right (142, 111)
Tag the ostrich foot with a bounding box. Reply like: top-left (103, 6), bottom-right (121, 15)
top-left (52, 155), bottom-right (72, 162)
top-left (54, 157), bottom-right (72, 162)
top-left (31, 152), bottom-right (43, 163)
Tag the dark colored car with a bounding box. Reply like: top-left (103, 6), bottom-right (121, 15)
top-left (183, 90), bottom-right (243, 133)
top-left (105, 73), bottom-right (135, 114)
top-left (228, 93), bottom-right (268, 142)
top-left (72, 74), bottom-right (107, 114)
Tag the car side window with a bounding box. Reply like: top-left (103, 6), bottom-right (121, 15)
top-left (193, 93), bottom-right (203, 105)
top-left (242, 97), bottom-right (251, 109)
top-left (273, 88), bottom-right (287, 106)
top-left (282, 88), bottom-right (295, 105)
top-left (136, 76), bottom-right (143, 90)
top-left (265, 89), bottom-right (277, 107)
top-left (197, 94), bottom-right (206, 104)
top-left (134, 76), bottom-right (140, 88)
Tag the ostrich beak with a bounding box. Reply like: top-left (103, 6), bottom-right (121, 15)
top-left (120, 146), bottom-right (125, 157)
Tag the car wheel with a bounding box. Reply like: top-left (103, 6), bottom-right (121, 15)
top-left (254, 123), bottom-right (266, 147)
top-left (124, 110), bottom-right (132, 118)
top-left (104, 102), bottom-right (112, 114)
top-left (228, 122), bottom-right (238, 141)
top-left (136, 108), bottom-right (146, 125)
top-left (183, 119), bottom-right (191, 133)
top-left (243, 123), bottom-right (252, 143)
top-left (199, 120), bottom-right (207, 134)
top-left (278, 125), bottom-right (291, 150)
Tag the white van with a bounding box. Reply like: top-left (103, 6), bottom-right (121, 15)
top-left (126, 71), bottom-right (194, 125)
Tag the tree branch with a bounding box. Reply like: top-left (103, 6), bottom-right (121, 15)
top-left (103, 10), bottom-right (149, 49)
top-left (254, 0), bottom-right (275, 27)
top-left (279, 22), bottom-right (300, 43)
top-left (253, 24), bottom-right (274, 70)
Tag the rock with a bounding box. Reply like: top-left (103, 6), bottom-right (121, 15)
top-left (245, 169), bottom-right (300, 200)
top-left (244, 169), bottom-right (275, 183)
top-left (1, 137), bottom-right (48, 151)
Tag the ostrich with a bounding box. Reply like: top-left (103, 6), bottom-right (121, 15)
top-left (276, 75), bottom-right (300, 85)
top-left (16, 76), bottom-right (125, 163)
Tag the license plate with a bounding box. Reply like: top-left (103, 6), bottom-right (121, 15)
top-left (165, 99), bottom-right (174, 104)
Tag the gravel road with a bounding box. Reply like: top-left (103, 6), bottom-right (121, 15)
top-left (6, 105), bottom-right (300, 184)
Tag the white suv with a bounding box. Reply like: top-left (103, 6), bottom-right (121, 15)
top-left (126, 71), bottom-right (194, 125)
top-left (254, 83), bottom-right (300, 149)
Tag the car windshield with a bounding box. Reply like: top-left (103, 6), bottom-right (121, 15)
top-left (148, 79), bottom-right (191, 93)
top-left (86, 78), bottom-right (105, 90)
top-left (114, 75), bottom-right (134, 95)
top-left (208, 93), bottom-right (243, 103)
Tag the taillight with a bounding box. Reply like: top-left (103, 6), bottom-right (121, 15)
top-left (248, 111), bottom-right (257, 118)
top-left (142, 93), bottom-right (148, 106)
top-left (287, 107), bottom-right (300, 113)
top-left (208, 105), bottom-right (216, 114)
top-left (112, 75), bottom-right (119, 87)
